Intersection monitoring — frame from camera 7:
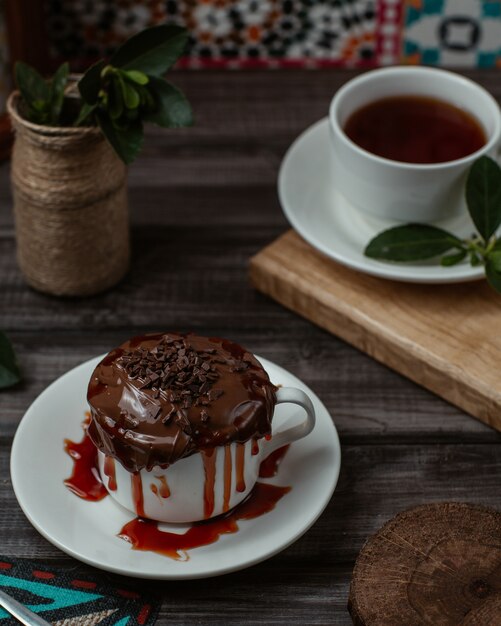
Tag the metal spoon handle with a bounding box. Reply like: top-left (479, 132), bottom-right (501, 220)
top-left (0, 589), bottom-right (52, 625)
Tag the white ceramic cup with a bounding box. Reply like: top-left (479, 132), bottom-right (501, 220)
top-left (329, 66), bottom-right (501, 222)
top-left (97, 386), bottom-right (315, 523)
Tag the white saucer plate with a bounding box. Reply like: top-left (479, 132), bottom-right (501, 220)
top-left (11, 355), bottom-right (340, 580)
top-left (279, 118), bottom-right (485, 284)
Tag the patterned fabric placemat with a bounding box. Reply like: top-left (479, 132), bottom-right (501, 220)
top-left (0, 556), bottom-right (160, 625)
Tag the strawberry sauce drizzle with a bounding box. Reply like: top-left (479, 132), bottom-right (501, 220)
top-left (63, 420), bottom-right (107, 501)
top-left (156, 475), bottom-right (170, 498)
top-left (235, 442), bottom-right (246, 493)
top-left (119, 482), bottom-right (290, 560)
top-left (131, 472), bottom-right (145, 517)
top-left (103, 455), bottom-right (117, 491)
top-left (223, 444), bottom-right (232, 513)
top-left (151, 475), bottom-right (171, 499)
top-left (64, 425), bottom-right (291, 560)
top-left (201, 448), bottom-right (217, 519)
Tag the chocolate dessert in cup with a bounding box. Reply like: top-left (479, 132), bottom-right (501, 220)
top-left (87, 332), bottom-right (316, 523)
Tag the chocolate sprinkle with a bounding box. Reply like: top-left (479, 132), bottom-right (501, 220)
top-left (117, 335), bottom-right (223, 425)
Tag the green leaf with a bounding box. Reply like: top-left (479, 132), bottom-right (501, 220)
top-left (466, 156), bottom-right (501, 241)
top-left (97, 113), bottom-right (143, 164)
top-left (109, 24), bottom-right (188, 75)
top-left (143, 77), bottom-right (193, 128)
top-left (487, 251), bottom-right (501, 273)
top-left (78, 60), bottom-right (106, 104)
top-left (486, 259), bottom-right (501, 293)
top-left (124, 108), bottom-right (139, 122)
top-left (109, 77), bottom-right (124, 120)
top-left (365, 224), bottom-right (463, 262)
top-left (124, 69), bottom-right (149, 85)
top-left (15, 61), bottom-right (50, 106)
top-left (49, 62), bottom-right (69, 124)
top-left (32, 99), bottom-right (48, 112)
top-left (0, 331), bottom-right (21, 389)
top-left (139, 85), bottom-right (156, 111)
top-left (470, 251), bottom-right (482, 266)
top-left (489, 237), bottom-right (501, 253)
top-left (118, 74), bottom-right (140, 109)
top-left (440, 249), bottom-right (467, 267)
top-left (75, 101), bottom-right (97, 126)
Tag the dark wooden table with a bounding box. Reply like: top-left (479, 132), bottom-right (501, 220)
top-left (1, 70), bottom-right (501, 625)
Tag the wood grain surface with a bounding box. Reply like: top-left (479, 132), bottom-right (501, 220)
top-left (1, 70), bottom-right (501, 625)
top-left (250, 230), bottom-right (501, 431)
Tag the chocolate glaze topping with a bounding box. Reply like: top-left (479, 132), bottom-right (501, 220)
top-left (87, 333), bottom-right (277, 472)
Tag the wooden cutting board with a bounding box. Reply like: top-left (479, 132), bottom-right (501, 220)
top-left (250, 230), bottom-right (501, 431)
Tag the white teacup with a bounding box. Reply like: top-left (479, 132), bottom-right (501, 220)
top-left (97, 387), bottom-right (315, 523)
top-left (329, 66), bottom-right (501, 223)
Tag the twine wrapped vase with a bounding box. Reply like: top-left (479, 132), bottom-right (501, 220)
top-left (7, 92), bottom-right (129, 296)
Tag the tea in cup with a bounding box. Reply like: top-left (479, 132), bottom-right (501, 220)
top-left (329, 66), bottom-right (501, 222)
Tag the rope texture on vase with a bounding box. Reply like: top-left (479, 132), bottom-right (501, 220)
top-left (8, 92), bottom-right (129, 296)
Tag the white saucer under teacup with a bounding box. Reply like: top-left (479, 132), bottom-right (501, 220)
top-left (278, 118), bottom-right (485, 284)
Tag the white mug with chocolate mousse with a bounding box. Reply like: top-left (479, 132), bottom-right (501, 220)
top-left (87, 332), bottom-right (316, 523)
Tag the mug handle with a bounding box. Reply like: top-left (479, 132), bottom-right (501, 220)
top-left (267, 387), bottom-right (316, 453)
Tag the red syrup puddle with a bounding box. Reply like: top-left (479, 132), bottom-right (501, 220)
top-left (64, 423), bottom-right (291, 560)
top-left (63, 416), bottom-right (107, 502)
top-left (118, 482), bottom-right (291, 561)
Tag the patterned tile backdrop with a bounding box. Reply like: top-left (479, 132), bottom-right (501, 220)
top-left (1, 0), bottom-right (501, 115)
top-left (402, 0), bottom-right (501, 68)
top-left (44, 0), bottom-right (501, 69)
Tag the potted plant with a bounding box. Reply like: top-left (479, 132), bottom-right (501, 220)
top-left (7, 25), bottom-right (192, 296)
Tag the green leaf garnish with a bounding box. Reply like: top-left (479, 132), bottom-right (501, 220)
top-left (466, 156), bottom-right (501, 241)
top-left (364, 155), bottom-right (501, 295)
top-left (440, 249), bottom-right (467, 267)
top-left (486, 259), bottom-right (501, 292)
top-left (0, 332), bottom-right (21, 390)
top-left (487, 251), bottom-right (501, 273)
top-left (469, 251), bottom-right (482, 266)
top-left (365, 224), bottom-right (463, 261)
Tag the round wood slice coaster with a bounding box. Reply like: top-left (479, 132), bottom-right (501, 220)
top-left (348, 503), bottom-right (501, 625)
